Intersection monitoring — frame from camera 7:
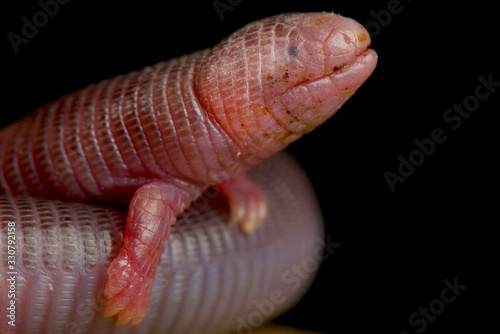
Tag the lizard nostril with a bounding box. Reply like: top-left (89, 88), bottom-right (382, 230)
top-left (357, 33), bottom-right (367, 42)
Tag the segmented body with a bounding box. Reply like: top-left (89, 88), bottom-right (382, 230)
top-left (0, 50), bottom-right (245, 205)
top-left (0, 153), bottom-right (324, 333)
top-left (0, 12), bottom-right (375, 206)
top-left (0, 12), bottom-right (376, 326)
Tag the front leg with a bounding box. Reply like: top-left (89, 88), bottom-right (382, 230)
top-left (104, 181), bottom-right (193, 326)
top-left (216, 172), bottom-right (268, 233)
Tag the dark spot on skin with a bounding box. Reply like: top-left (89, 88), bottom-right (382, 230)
top-left (285, 109), bottom-right (291, 115)
top-left (288, 46), bottom-right (299, 57)
top-left (240, 123), bottom-right (244, 128)
top-left (282, 72), bottom-right (289, 80)
top-left (332, 65), bottom-right (347, 73)
top-left (357, 33), bottom-right (367, 42)
top-left (266, 74), bottom-right (273, 81)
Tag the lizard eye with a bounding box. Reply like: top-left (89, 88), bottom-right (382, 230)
top-left (288, 45), bottom-right (299, 57)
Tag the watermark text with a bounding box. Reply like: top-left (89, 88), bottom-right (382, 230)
top-left (5, 221), bottom-right (17, 326)
top-left (400, 276), bottom-right (467, 334)
top-left (385, 73), bottom-right (499, 192)
top-left (7, 0), bottom-right (71, 54)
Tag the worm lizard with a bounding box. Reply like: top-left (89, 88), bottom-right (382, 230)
top-left (0, 12), bottom-right (377, 326)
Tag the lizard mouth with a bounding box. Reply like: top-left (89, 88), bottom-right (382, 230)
top-left (276, 48), bottom-right (378, 134)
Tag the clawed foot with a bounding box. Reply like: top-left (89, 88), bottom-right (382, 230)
top-left (104, 248), bottom-right (154, 326)
top-left (103, 176), bottom-right (265, 326)
top-left (216, 172), bottom-right (268, 233)
top-left (103, 181), bottom-right (192, 326)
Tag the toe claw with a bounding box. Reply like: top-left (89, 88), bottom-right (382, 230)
top-left (239, 192), bottom-right (268, 233)
top-left (216, 172), bottom-right (268, 233)
top-left (103, 251), bottom-right (153, 325)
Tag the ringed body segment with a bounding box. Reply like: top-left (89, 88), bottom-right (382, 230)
top-left (0, 12), bottom-right (376, 325)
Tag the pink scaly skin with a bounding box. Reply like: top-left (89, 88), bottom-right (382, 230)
top-left (0, 12), bottom-right (377, 325)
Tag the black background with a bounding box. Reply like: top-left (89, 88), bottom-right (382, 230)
top-left (3, 1), bottom-right (497, 333)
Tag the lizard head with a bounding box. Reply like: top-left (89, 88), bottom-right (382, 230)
top-left (197, 12), bottom-right (377, 161)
